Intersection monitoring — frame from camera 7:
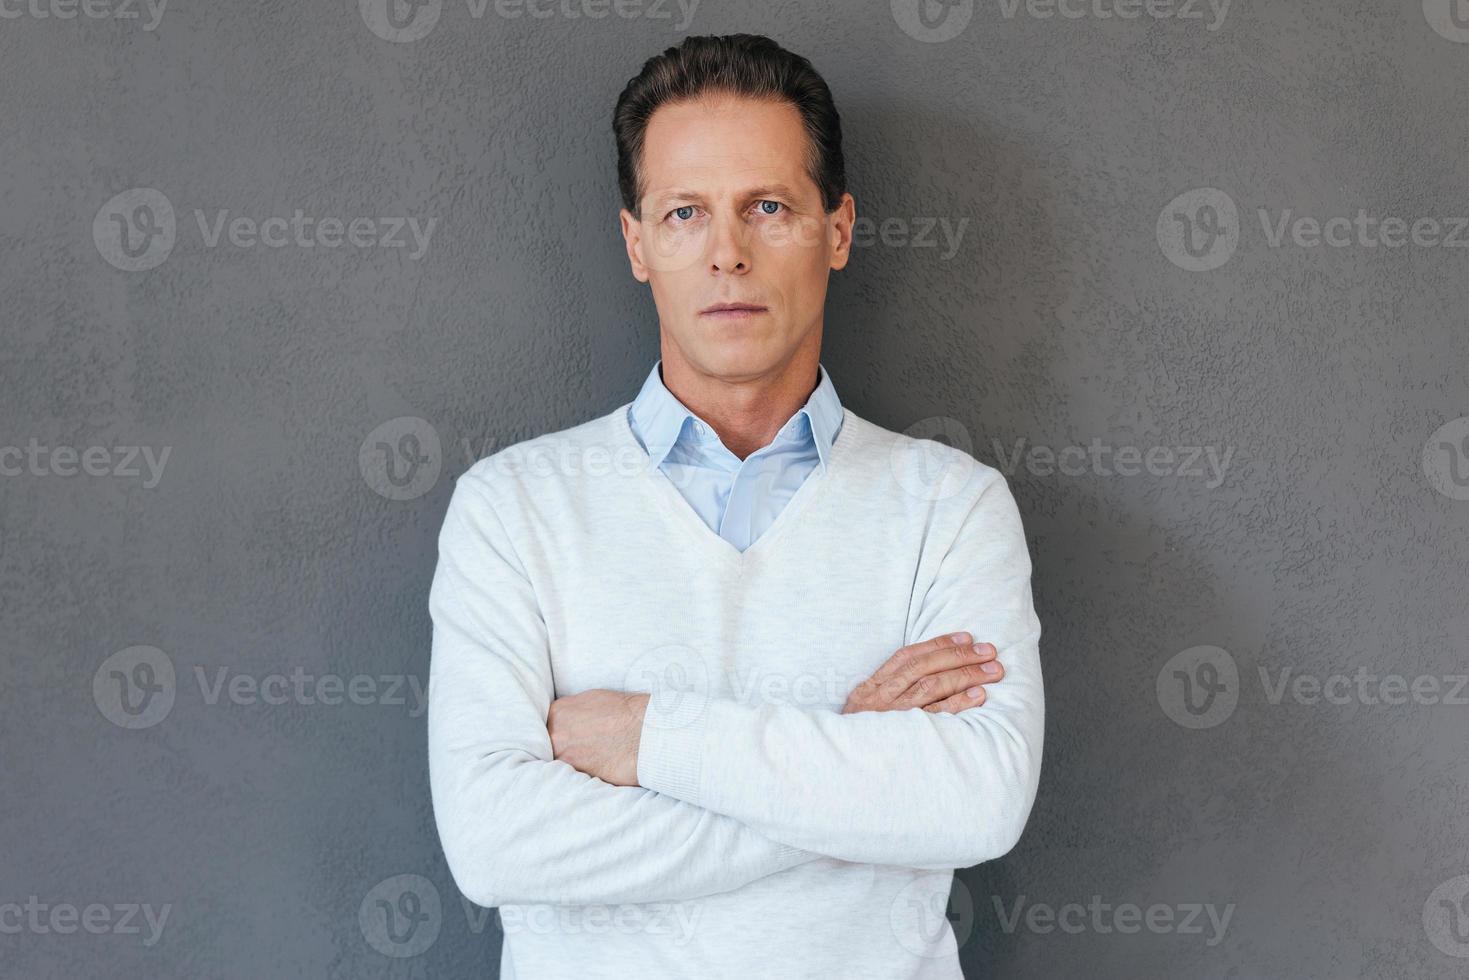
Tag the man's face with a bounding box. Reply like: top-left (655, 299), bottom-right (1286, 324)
top-left (619, 93), bottom-right (854, 381)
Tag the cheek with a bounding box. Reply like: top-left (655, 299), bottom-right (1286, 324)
top-left (762, 224), bottom-right (830, 295)
top-left (647, 272), bottom-right (693, 312)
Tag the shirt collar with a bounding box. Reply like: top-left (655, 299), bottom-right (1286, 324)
top-left (629, 359), bottom-right (844, 472)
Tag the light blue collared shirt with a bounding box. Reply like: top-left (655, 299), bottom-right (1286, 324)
top-left (627, 359), bottom-right (845, 552)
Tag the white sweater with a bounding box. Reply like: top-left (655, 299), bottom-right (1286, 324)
top-left (426, 400), bottom-right (1045, 979)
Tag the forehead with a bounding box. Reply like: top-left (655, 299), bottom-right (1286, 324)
top-left (639, 94), bottom-right (815, 201)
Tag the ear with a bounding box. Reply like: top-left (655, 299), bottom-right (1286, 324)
top-left (620, 208), bottom-right (651, 283)
top-left (828, 193), bottom-right (856, 272)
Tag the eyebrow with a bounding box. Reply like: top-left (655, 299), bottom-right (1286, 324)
top-left (647, 184), bottom-right (802, 208)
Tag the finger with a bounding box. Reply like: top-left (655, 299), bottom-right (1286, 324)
top-left (869, 631), bottom-right (973, 682)
top-left (896, 659), bottom-right (1003, 709)
top-left (878, 641), bottom-right (996, 699)
top-left (923, 684), bottom-right (988, 714)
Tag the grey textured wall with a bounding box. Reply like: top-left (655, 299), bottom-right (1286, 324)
top-left (3, 1), bottom-right (1468, 977)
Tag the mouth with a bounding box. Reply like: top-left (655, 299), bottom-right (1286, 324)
top-left (699, 303), bottom-right (769, 319)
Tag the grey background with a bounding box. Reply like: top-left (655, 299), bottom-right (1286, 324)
top-left (3, 0), bottom-right (1468, 976)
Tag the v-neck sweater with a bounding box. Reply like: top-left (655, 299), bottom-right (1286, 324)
top-left (426, 399), bottom-right (1046, 980)
top-left (625, 357), bottom-right (845, 552)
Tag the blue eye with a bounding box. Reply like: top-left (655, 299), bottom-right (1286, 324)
top-left (671, 206), bottom-right (695, 221)
top-left (756, 200), bottom-right (782, 215)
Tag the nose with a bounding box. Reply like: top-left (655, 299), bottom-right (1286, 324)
top-left (708, 211), bottom-right (751, 275)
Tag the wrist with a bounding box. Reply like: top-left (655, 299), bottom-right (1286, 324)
top-left (624, 692), bottom-right (650, 781)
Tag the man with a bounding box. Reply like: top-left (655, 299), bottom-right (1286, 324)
top-left (427, 33), bottom-right (1044, 979)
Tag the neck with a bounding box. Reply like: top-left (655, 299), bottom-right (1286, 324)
top-left (657, 345), bottom-right (822, 461)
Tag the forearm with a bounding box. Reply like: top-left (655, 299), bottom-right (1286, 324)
top-left (636, 670), bottom-right (1041, 869)
top-left (431, 714), bottom-right (821, 907)
top-left (635, 468), bottom-right (1045, 870)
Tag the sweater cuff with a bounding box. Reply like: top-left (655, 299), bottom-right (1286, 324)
top-left (635, 686), bottom-right (711, 805)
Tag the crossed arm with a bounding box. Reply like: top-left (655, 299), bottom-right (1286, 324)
top-left (426, 470), bottom-right (1044, 909)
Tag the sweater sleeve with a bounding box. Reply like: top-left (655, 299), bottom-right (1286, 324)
top-left (636, 468), bottom-right (1045, 871)
top-left (427, 472), bottom-right (821, 908)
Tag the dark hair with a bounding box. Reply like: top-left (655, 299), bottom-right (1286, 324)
top-left (612, 34), bottom-right (847, 219)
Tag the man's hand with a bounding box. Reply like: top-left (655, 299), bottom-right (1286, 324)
top-left (842, 631), bottom-right (1004, 714)
top-left (548, 690), bottom-right (650, 786)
